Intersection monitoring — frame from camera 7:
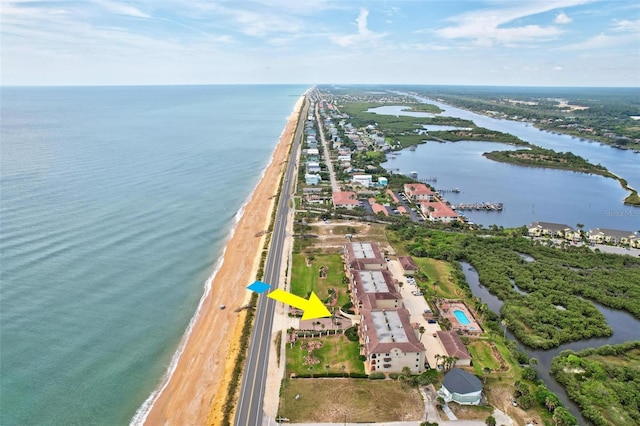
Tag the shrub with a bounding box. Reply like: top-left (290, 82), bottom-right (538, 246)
top-left (345, 326), bottom-right (360, 342)
top-left (369, 372), bottom-right (385, 380)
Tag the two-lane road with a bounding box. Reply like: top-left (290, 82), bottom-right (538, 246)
top-left (234, 96), bottom-right (309, 426)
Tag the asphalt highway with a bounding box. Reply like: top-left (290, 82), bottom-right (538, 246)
top-left (234, 95), bottom-right (310, 426)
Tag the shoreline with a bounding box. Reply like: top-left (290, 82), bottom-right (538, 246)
top-left (134, 94), bottom-right (306, 425)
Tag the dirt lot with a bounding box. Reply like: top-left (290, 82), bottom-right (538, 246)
top-left (304, 220), bottom-right (389, 253)
top-left (449, 403), bottom-right (493, 420)
top-left (278, 378), bottom-right (423, 422)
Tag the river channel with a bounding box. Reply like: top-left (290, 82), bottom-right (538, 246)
top-left (461, 261), bottom-right (639, 425)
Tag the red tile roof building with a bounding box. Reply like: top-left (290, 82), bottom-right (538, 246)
top-left (360, 308), bottom-right (426, 374)
top-left (398, 256), bottom-right (418, 275)
top-left (368, 198), bottom-right (389, 216)
top-left (344, 242), bottom-right (386, 271)
top-left (436, 331), bottom-right (472, 366)
top-left (404, 183), bottom-right (435, 201)
top-left (351, 269), bottom-right (401, 311)
top-left (332, 191), bottom-right (359, 209)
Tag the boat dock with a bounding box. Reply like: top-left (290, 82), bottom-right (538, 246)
top-left (436, 188), bottom-right (460, 193)
top-left (454, 202), bottom-right (503, 211)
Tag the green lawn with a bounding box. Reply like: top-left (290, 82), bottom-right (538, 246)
top-left (467, 340), bottom-right (502, 375)
top-left (411, 257), bottom-right (459, 298)
top-left (290, 253), bottom-right (350, 306)
top-left (286, 334), bottom-right (365, 376)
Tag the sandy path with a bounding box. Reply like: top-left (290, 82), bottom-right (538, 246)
top-left (142, 95), bottom-right (305, 426)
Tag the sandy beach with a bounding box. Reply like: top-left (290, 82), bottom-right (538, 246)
top-left (141, 95), bottom-right (305, 426)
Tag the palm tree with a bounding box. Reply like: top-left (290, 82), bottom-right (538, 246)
top-left (325, 364), bottom-right (330, 376)
top-left (341, 365), bottom-right (346, 378)
top-left (482, 367), bottom-right (492, 385)
top-left (434, 354), bottom-right (444, 370)
top-left (402, 366), bottom-right (412, 379)
top-left (419, 326), bottom-right (426, 341)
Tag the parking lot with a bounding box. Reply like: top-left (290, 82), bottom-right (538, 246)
top-left (386, 259), bottom-right (448, 369)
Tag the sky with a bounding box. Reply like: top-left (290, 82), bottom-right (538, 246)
top-left (1, 0), bottom-right (639, 86)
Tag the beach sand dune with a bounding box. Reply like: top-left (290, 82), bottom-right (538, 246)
top-left (142, 96), bottom-right (304, 426)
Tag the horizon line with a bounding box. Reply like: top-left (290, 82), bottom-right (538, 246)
top-left (2, 83), bottom-right (639, 89)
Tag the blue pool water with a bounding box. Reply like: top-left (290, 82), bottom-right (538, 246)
top-left (454, 309), bottom-right (471, 325)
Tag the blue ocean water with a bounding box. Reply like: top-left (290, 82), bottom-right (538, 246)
top-left (0, 85), bottom-right (307, 425)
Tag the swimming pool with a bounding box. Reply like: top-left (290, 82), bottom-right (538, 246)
top-left (453, 309), bottom-right (471, 325)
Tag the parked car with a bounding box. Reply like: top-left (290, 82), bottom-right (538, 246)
top-left (427, 319), bottom-right (437, 324)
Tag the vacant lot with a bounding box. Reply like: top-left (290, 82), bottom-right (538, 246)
top-left (278, 378), bottom-right (424, 422)
top-left (306, 220), bottom-right (388, 253)
top-left (286, 335), bottom-right (364, 376)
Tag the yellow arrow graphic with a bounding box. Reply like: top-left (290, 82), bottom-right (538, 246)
top-left (267, 289), bottom-right (331, 320)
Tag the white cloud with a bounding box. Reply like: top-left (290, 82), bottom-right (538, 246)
top-left (330, 8), bottom-right (386, 47)
top-left (613, 19), bottom-right (640, 33)
top-left (554, 12), bottom-right (572, 24)
top-left (95, 0), bottom-right (150, 19)
top-left (433, 0), bottom-right (590, 46)
top-left (558, 32), bottom-right (617, 50)
top-left (553, 66), bottom-right (563, 71)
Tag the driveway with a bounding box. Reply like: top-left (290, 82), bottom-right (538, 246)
top-left (386, 259), bottom-right (448, 369)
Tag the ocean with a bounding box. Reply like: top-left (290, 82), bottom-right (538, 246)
top-left (0, 85), bottom-right (307, 425)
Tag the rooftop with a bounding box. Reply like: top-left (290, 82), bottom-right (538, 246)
top-left (529, 221), bottom-right (574, 232)
top-left (443, 368), bottom-right (482, 394)
top-left (398, 256), bottom-right (418, 271)
top-left (437, 331), bottom-right (471, 360)
top-left (361, 308), bottom-right (425, 354)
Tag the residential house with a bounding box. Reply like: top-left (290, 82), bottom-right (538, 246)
top-left (306, 148), bottom-right (320, 162)
top-left (588, 228), bottom-right (639, 246)
top-left (305, 174), bottom-right (322, 186)
top-left (359, 308), bottom-right (426, 374)
top-left (439, 368), bottom-right (483, 405)
top-left (528, 222), bottom-right (579, 240)
top-left (332, 191), bottom-right (360, 210)
top-left (306, 161), bottom-right (321, 173)
top-left (352, 174), bottom-right (373, 188)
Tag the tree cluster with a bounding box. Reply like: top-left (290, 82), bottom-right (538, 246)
top-left (551, 341), bottom-right (640, 426)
